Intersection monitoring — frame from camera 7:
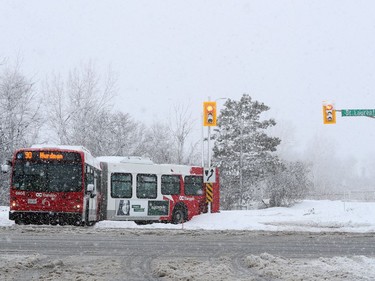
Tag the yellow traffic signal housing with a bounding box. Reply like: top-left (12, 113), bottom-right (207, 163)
top-left (323, 104), bottom-right (336, 124)
top-left (203, 101), bottom-right (217, 126)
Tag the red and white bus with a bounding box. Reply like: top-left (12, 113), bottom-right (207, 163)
top-left (99, 156), bottom-right (219, 224)
top-left (4, 146), bottom-right (220, 225)
top-left (6, 145), bottom-right (102, 226)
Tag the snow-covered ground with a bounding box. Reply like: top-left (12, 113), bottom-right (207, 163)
top-left (96, 199), bottom-right (375, 233)
top-left (2, 200), bottom-right (375, 232)
top-left (1, 200), bottom-right (375, 280)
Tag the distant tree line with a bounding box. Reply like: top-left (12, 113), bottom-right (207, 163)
top-left (0, 61), bottom-right (312, 207)
top-left (0, 61), bottom-right (200, 204)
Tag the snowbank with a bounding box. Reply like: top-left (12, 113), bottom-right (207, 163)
top-left (2, 200), bottom-right (375, 232)
top-left (152, 254), bottom-right (375, 281)
top-left (95, 200), bottom-right (375, 233)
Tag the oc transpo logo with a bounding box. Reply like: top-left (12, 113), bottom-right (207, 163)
top-left (35, 193), bottom-right (57, 198)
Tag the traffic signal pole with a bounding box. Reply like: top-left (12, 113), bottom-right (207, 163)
top-left (201, 113), bottom-right (205, 167)
top-left (207, 126), bottom-right (211, 168)
top-left (203, 99), bottom-right (218, 213)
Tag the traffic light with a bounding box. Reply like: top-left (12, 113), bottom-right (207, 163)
top-left (203, 101), bottom-right (217, 126)
top-left (323, 104), bottom-right (336, 124)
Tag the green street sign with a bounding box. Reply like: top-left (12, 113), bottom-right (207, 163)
top-left (341, 109), bottom-right (375, 117)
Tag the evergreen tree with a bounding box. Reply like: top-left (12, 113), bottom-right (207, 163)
top-left (212, 94), bottom-right (281, 209)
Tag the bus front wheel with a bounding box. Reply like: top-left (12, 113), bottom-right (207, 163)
top-left (14, 219), bottom-right (23, 225)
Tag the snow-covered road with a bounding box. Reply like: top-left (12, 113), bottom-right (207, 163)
top-left (1, 200), bottom-right (375, 280)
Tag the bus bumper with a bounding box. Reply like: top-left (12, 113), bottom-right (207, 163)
top-left (9, 211), bottom-right (83, 226)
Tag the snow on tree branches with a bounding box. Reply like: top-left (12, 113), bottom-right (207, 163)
top-left (212, 94), bottom-right (282, 209)
top-left (212, 94), bottom-right (310, 209)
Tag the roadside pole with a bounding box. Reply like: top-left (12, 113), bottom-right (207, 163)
top-left (203, 99), bottom-right (217, 213)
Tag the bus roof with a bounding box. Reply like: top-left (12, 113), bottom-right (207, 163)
top-left (27, 144), bottom-right (101, 169)
top-left (97, 156), bottom-right (154, 165)
top-left (99, 156), bottom-right (203, 175)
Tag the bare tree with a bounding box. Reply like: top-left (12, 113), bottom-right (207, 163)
top-left (93, 111), bottom-right (145, 157)
top-left (42, 73), bottom-right (70, 143)
top-left (139, 122), bottom-right (175, 164)
top-left (138, 102), bottom-right (201, 165)
top-left (43, 63), bottom-right (117, 154)
top-left (67, 64), bottom-right (115, 146)
top-left (0, 62), bottom-right (41, 154)
top-left (0, 62), bottom-right (42, 204)
top-left (169, 102), bottom-right (197, 165)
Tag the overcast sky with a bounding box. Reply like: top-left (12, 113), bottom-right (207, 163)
top-left (2, 1), bottom-right (375, 165)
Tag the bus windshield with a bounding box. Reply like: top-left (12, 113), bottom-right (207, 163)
top-left (12, 159), bottom-right (83, 193)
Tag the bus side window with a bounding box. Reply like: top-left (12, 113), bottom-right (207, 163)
top-left (184, 176), bottom-right (203, 196)
top-left (111, 173), bottom-right (132, 198)
top-left (136, 174), bottom-right (157, 199)
top-left (161, 175), bottom-right (180, 195)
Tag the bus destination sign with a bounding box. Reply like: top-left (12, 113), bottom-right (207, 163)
top-left (17, 151), bottom-right (81, 162)
top-left (39, 152), bottom-right (64, 160)
top-left (22, 151), bottom-right (64, 160)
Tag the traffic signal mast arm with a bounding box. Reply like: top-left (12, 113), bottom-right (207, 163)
top-left (322, 105), bottom-right (375, 124)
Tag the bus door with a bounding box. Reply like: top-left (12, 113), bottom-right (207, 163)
top-left (85, 166), bottom-right (98, 223)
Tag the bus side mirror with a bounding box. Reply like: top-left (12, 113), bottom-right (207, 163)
top-left (1, 164), bottom-right (9, 173)
top-left (87, 183), bottom-right (95, 192)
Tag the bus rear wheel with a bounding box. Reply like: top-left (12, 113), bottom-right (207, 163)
top-left (172, 209), bottom-right (186, 224)
top-left (85, 221), bottom-right (96, 227)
